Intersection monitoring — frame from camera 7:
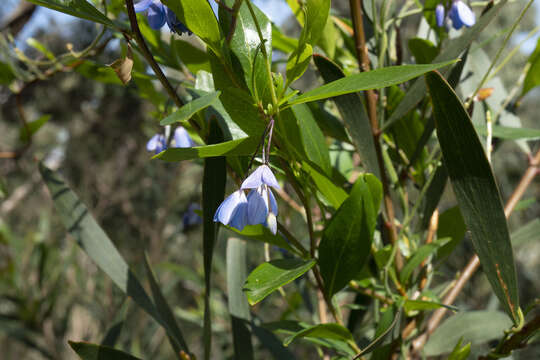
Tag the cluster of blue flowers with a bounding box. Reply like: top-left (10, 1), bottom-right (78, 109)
top-left (146, 126), bottom-right (195, 154)
top-left (214, 165), bottom-right (280, 235)
top-left (436, 0), bottom-right (476, 30)
top-left (134, 0), bottom-right (191, 35)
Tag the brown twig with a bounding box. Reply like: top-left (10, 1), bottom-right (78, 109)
top-left (349, 0), bottom-right (404, 272)
top-left (411, 148), bottom-right (540, 354)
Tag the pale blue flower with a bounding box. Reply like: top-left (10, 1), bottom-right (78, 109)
top-left (449, 1), bottom-right (475, 29)
top-left (183, 203), bottom-right (202, 230)
top-left (146, 133), bottom-right (167, 154)
top-left (173, 126), bottom-right (196, 148)
top-left (435, 4), bottom-right (445, 27)
top-left (213, 190), bottom-right (248, 231)
top-left (246, 185), bottom-right (278, 234)
top-left (241, 165), bottom-right (280, 190)
top-left (134, 0), bottom-right (191, 34)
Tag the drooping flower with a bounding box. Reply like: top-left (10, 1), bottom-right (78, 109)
top-left (173, 126), bottom-right (196, 148)
top-left (435, 4), bottom-right (445, 27)
top-left (146, 133), bottom-right (167, 154)
top-left (246, 185), bottom-right (278, 225)
top-left (241, 165), bottom-right (280, 190)
top-left (448, 1), bottom-right (475, 29)
top-left (213, 190), bottom-right (249, 231)
top-left (134, 0), bottom-right (191, 35)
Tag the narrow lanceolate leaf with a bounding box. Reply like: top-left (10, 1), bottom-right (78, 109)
top-left (243, 258), bottom-right (316, 305)
top-left (39, 164), bottom-right (186, 353)
top-left (319, 174), bottom-right (382, 298)
top-left (69, 341), bottom-right (142, 360)
top-left (521, 38), bottom-right (540, 97)
top-left (227, 238), bottom-right (254, 360)
top-left (287, 61), bottom-right (456, 106)
top-left (313, 55), bottom-right (380, 179)
top-left (154, 136), bottom-right (258, 161)
top-left (475, 124), bottom-right (540, 141)
top-left (400, 238), bottom-right (451, 285)
top-left (143, 254), bottom-right (189, 354)
top-left (161, 0), bottom-right (221, 54)
top-left (283, 323), bottom-right (353, 347)
top-left (202, 119), bottom-right (227, 360)
top-left (160, 91), bottom-right (221, 125)
top-left (426, 71), bottom-right (520, 324)
top-left (26, 0), bottom-right (120, 29)
top-left (385, 0), bottom-right (508, 130)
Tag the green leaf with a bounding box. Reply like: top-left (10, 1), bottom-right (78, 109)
top-left (304, 0), bottom-right (331, 45)
top-left (286, 43), bottom-right (313, 86)
top-left (426, 71), bottom-right (520, 324)
top-left (437, 206), bottom-right (467, 259)
top-left (143, 254), bottom-right (189, 354)
top-left (447, 338), bottom-right (471, 360)
top-left (475, 124), bottom-right (540, 140)
top-left (69, 341), bottom-right (142, 360)
top-left (408, 38), bottom-right (438, 64)
top-left (75, 61), bottom-right (123, 85)
top-left (272, 24), bottom-right (297, 53)
top-left (251, 324), bottom-right (296, 360)
top-left (162, 0), bottom-right (221, 54)
top-left (400, 238), bottom-right (450, 284)
top-left (161, 91), bottom-right (221, 125)
top-left (38, 164), bottom-right (186, 353)
top-left (26, 38), bottom-right (55, 60)
top-left (288, 61), bottom-right (456, 106)
top-left (219, 0), bottom-right (273, 104)
top-left (522, 38), bottom-right (540, 96)
top-left (171, 39), bottom-right (211, 74)
top-left (283, 323), bottom-right (353, 347)
top-left (153, 136), bottom-right (258, 161)
top-left (302, 161), bottom-right (347, 209)
top-left (244, 258), bottom-right (316, 305)
top-left (25, 0), bottom-right (119, 29)
top-left (313, 55), bottom-right (380, 179)
top-left (227, 238), bottom-right (254, 360)
top-left (403, 300), bottom-right (457, 313)
top-left (319, 174), bottom-right (382, 298)
top-left (226, 224), bottom-right (296, 254)
top-left (511, 219), bottom-right (540, 247)
top-left (19, 114), bottom-right (51, 142)
top-left (385, 0), bottom-right (508, 130)
top-left (424, 311), bottom-right (512, 356)
top-left (0, 61), bottom-right (16, 85)
top-left (202, 119), bottom-right (227, 360)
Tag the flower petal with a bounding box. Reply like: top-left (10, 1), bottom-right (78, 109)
top-left (214, 190), bottom-right (247, 226)
top-left (247, 189), bottom-right (269, 225)
top-left (228, 202), bottom-right (248, 231)
top-left (134, 0), bottom-right (152, 12)
top-left (146, 133), bottom-right (166, 153)
top-left (261, 165), bottom-right (280, 189)
top-left (241, 165), bottom-right (280, 190)
top-left (164, 6), bottom-right (192, 35)
top-left (435, 4), bottom-right (445, 27)
top-left (267, 188), bottom-right (278, 216)
top-left (173, 126), bottom-right (195, 148)
top-left (266, 213), bottom-right (277, 235)
top-left (146, 1), bottom-right (166, 30)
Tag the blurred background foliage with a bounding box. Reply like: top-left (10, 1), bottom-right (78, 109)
top-left (0, 0), bottom-right (539, 359)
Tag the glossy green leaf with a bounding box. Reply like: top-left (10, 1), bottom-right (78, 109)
top-left (219, 0), bottom-right (273, 104)
top-left (511, 218), bottom-right (540, 247)
top-left (302, 161), bottom-right (347, 209)
top-left (437, 206), bottom-right (467, 259)
top-left (160, 91), bottom-right (221, 125)
top-left (426, 71), bottom-right (520, 324)
top-left (400, 238), bottom-right (450, 284)
top-left (314, 55), bottom-right (380, 178)
top-left (304, 0), bottom-right (331, 45)
top-left (408, 38), bottom-right (438, 64)
top-left (385, 0), bottom-right (508, 130)
top-left (424, 311), bottom-right (512, 356)
top-left (288, 60), bottom-right (455, 106)
top-left (19, 114), bottom-right (51, 142)
top-left (162, 0), bottom-right (221, 54)
top-left (38, 164), bottom-right (186, 353)
top-left (403, 300), bottom-right (456, 313)
top-left (143, 254), bottom-right (189, 354)
top-left (226, 224), bottom-right (296, 254)
top-left (319, 174), bottom-right (382, 298)
top-left (522, 38), bottom-right (540, 96)
top-left (244, 258), bottom-right (316, 305)
top-left (26, 0), bottom-right (119, 29)
top-left (283, 323), bottom-right (353, 347)
top-left (171, 39), bottom-right (211, 74)
top-left (227, 238), bottom-right (254, 360)
top-left (286, 43), bottom-right (313, 86)
top-left (272, 24), bottom-right (297, 54)
top-left (69, 341), bottom-right (142, 360)
top-left (202, 119), bottom-right (227, 360)
top-left (153, 136), bottom-right (257, 161)
top-left (475, 124), bottom-right (540, 140)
